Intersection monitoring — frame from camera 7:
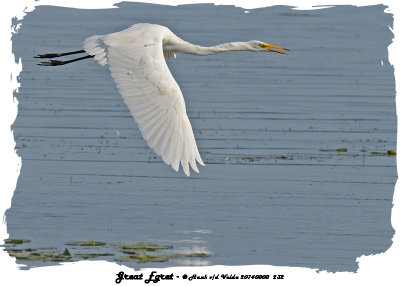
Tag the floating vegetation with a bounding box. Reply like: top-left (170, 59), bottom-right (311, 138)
top-left (115, 252), bottom-right (211, 264)
top-left (4, 239), bottom-right (211, 265)
top-left (317, 147), bottom-right (396, 157)
top-left (109, 242), bottom-right (210, 264)
top-left (3, 238), bottom-right (31, 245)
top-left (275, 155), bottom-right (294, 160)
top-left (65, 240), bottom-right (106, 246)
top-left (74, 253), bottom-right (114, 259)
top-left (62, 248), bottom-right (71, 256)
top-left (221, 147), bottom-right (397, 163)
top-left (370, 150), bottom-right (396, 156)
top-left (320, 148), bottom-right (348, 152)
top-left (109, 242), bottom-right (173, 253)
top-left (224, 156), bottom-right (265, 163)
top-left (184, 253), bottom-right (210, 258)
top-left (370, 152), bottom-right (387, 155)
top-left (7, 249), bottom-right (74, 262)
top-left (116, 253), bottom-right (173, 264)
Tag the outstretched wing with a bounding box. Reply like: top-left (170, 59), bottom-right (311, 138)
top-left (83, 26), bottom-right (204, 176)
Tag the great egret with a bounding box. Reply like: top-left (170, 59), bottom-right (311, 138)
top-left (36, 23), bottom-right (289, 176)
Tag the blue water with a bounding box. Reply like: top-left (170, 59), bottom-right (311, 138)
top-left (6, 3), bottom-right (396, 271)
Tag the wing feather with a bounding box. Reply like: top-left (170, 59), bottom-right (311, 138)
top-left (181, 136), bottom-right (190, 176)
top-left (147, 119), bottom-right (168, 150)
top-left (171, 131), bottom-right (183, 172)
top-left (141, 110), bottom-right (165, 140)
top-left (162, 129), bottom-right (174, 165)
top-left (141, 112), bottom-right (165, 141)
top-left (169, 130), bottom-right (179, 171)
top-left (84, 24), bottom-right (204, 175)
top-left (160, 123), bottom-right (173, 158)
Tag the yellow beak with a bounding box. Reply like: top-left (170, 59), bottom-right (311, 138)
top-left (259, 42), bottom-right (289, 55)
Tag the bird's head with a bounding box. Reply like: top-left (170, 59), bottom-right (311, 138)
top-left (248, 40), bottom-right (289, 54)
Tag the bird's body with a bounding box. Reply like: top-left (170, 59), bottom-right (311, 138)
top-left (36, 23), bottom-right (288, 176)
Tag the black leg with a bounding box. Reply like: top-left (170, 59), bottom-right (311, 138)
top-left (34, 50), bottom-right (86, 59)
top-left (38, 55), bottom-right (94, 66)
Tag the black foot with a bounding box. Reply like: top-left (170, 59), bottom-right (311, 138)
top-left (37, 60), bottom-right (67, 66)
top-left (35, 53), bottom-right (64, 59)
top-left (37, 55), bottom-right (94, 66)
top-left (34, 50), bottom-right (86, 59)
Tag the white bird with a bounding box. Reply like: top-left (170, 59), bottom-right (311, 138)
top-left (36, 23), bottom-right (289, 176)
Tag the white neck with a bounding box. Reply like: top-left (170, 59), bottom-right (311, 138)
top-left (165, 39), bottom-right (253, 56)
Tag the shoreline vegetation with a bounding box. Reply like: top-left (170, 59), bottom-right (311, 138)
top-left (2, 239), bottom-right (211, 264)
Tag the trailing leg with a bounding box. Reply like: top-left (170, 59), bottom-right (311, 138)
top-left (37, 55), bottom-right (94, 66)
top-left (34, 49), bottom-right (86, 59)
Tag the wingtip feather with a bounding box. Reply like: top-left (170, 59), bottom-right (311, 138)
top-left (197, 156), bottom-right (205, 166)
top-left (189, 156), bottom-right (199, 173)
top-left (182, 162), bottom-right (190, 176)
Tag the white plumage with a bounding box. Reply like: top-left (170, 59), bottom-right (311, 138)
top-left (38, 23), bottom-right (288, 176)
top-left (84, 24), bottom-right (205, 176)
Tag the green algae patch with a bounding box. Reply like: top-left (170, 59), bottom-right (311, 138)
top-left (370, 150), bottom-right (396, 156)
top-left (116, 253), bottom-right (173, 264)
top-left (6, 245), bottom-right (114, 262)
top-left (4, 239), bottom-right (31, 245)
top-left (110, 242), bottom-right (210, 264)
top-left (7, 249), bottom-right (74, 262)
top-left (320, 148), bottom-right (348, 152)
top-left (184, 253), bottom-right (211, 258)
top-left (370, 152), bottom-right (387, 155)
top-left (65, 240), bottom-right (106, 246)
top-left (4, 239), bottom-right (210, 265)
top-left (74, 253), bottom-right (114, 259)
top-left (8, 252), bottom-right (42, 261)
top-left (109, 242), bottom-right (173, 252)
top-left (63, 248), bottom-right (71, 256)
top-left (115, 252), bottom-right (211, 264)
top-left (224, 156), bottom-right (265, 163)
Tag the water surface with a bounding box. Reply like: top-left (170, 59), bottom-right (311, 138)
top-left (6, 3), bottom-right (396, 272)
